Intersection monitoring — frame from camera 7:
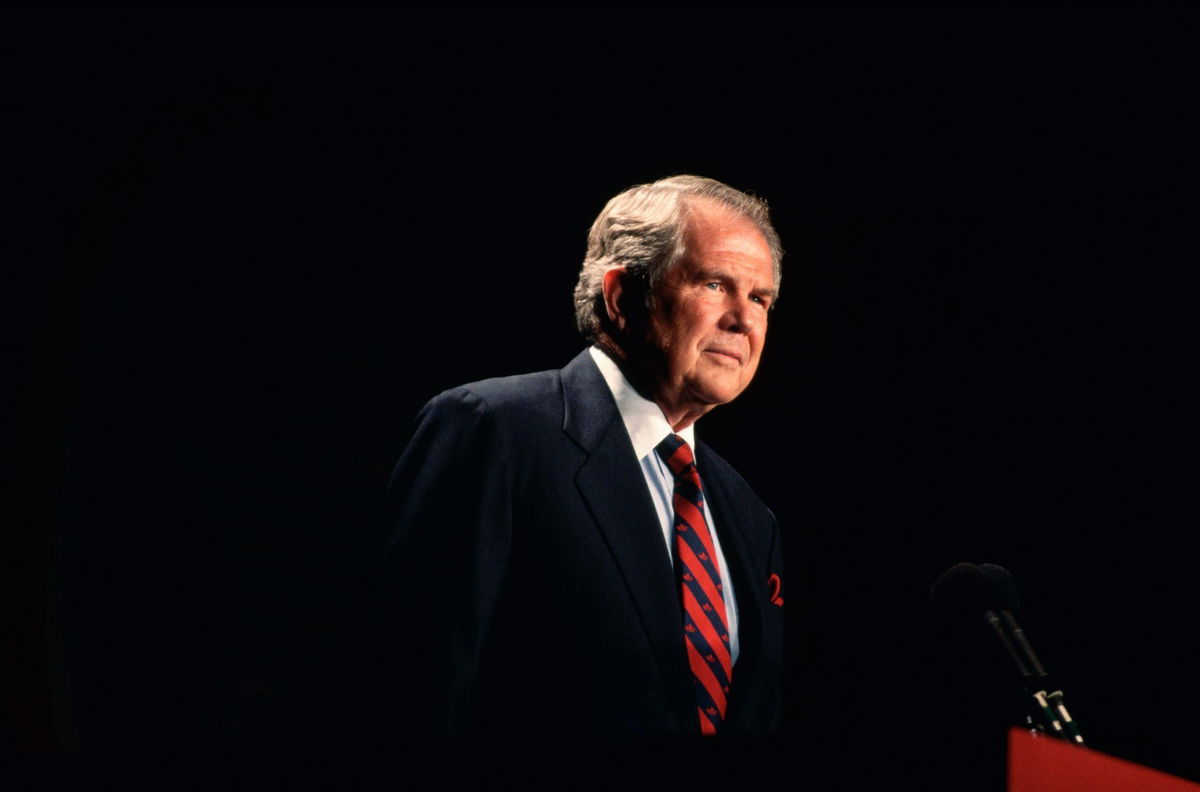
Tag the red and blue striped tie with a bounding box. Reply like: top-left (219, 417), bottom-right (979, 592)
top-left (657, 433), bottom-right (732, 735)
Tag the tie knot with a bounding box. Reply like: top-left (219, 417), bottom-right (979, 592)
top-left (655, 433), bottom-right (696, 477)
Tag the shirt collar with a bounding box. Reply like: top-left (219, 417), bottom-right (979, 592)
top-left (588, 345), bottom-right (696, 460)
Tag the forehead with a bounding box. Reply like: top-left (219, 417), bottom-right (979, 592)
top-left (681, 199), bottom-right (774, 280)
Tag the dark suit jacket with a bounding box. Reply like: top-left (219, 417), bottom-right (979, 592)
top-left (371, 349), bottom-right (783, 737)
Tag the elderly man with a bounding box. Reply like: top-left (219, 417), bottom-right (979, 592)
top-left (373, 175), bottom-right (784, 737)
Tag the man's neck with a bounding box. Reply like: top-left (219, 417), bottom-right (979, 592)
top-left (591, 344), bottom-right (709, 433)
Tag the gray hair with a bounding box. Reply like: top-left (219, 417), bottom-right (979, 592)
top-left (572, 174), bottom-right (783, 344)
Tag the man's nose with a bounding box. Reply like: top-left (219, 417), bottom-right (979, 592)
top-left (720, 295), bottom-right (759, 334)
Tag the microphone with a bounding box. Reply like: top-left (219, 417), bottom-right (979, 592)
top-left (931, 562), bottom-right (1085, 745)
top-left (977, 563), bottom-right (1084, 746)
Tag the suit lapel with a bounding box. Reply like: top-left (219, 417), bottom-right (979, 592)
top-left (560, 351), bottom-right (696, 730)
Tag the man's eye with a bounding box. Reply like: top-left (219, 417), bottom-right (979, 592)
top-left (705, 282), bottom-right (722, 290)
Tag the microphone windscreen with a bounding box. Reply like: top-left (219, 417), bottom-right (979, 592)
top-left (978, 563), bottom-right (1021, 612)
top-left (931, 562), bottom-right (992, 621)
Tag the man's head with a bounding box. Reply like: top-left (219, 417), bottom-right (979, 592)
top-left (573, 175), bottom-right (782, 429)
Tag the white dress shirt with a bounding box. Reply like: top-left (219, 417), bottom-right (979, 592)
top-left (588, 346), bottom-right (740, 665)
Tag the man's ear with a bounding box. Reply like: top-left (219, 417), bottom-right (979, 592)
top-left (602, 266), bottom-right (630, 332)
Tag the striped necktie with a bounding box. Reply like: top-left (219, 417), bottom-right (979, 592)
top-left (656, 433), bottom-right (732, 735)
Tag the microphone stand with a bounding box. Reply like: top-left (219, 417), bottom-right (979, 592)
top-left (985, 608), bottom-right (1085, 746)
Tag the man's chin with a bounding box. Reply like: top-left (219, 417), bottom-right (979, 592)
top-left (684, 380), bottom-right (748, 410)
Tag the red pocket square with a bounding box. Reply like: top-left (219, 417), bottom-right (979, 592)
top-left (767, 573), bottom-right (784, 606)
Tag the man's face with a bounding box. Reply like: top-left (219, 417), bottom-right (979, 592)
top-left (642, 200), bottom-right (777, 427)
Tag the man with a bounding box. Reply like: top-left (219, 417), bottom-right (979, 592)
top-left (372, 175), bottom-right (784, 738)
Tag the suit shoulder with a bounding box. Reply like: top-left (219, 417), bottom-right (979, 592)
top-left (423, 367), bottom-right (563, 425)
top-left (697, 443), bottom-right (776, 519)
top-left (394, 367), bottom-right (566, 491)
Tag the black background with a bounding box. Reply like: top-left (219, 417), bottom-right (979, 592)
top-left (5, 4), bottom-right (1197, 787)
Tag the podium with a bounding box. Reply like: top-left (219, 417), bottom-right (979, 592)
top-left (1008, 728), bottom-right (1200, 792)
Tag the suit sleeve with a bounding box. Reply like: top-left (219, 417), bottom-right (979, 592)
top-left (367, 387), bottom-right (513, 737)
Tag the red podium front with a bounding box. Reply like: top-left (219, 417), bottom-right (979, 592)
top-left (1008, 728), bottom-right (1200, 792)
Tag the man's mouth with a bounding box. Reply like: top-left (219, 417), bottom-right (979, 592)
top-left (703, 348), bottom-right (744, 364)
